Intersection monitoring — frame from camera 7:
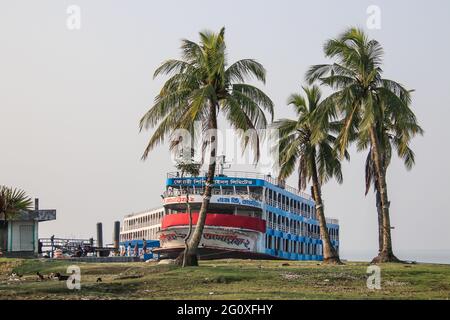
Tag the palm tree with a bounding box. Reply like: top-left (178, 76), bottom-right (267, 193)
top-left (306, 27), bottom-right (422, 262)
top-left (0, 186), bottom-right (33, 251)
top-left (273, 85), bottom-right (346, 264)
top-left (140, 27), bottom-right (274, 266)
top-left (365, 110), bottom-right (423, 254)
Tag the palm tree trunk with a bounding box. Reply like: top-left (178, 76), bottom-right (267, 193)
top-left (369, 126), bottom-right (400, 263)
top-left (181, 194), bottom-right (192, 267)
top-left (0, 220), bottom-right (7, 252)
top-left (376, 190), bottom-right (383, 253)
top-left (310, 153), bottom-right (341, 264)
top-left (183, 102), bottom-right (218, 266)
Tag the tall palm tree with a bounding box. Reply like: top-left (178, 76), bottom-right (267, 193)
top-left (140, 27), bottom-right (274, 266)
top-left (273, 85), bottom-right (346, 264)
top-left (0, 186), bottom-right (33, 251)
top-left (365, 110), bottom-right (423, 254)
top-left (306, 27), bottom-right (422, 262)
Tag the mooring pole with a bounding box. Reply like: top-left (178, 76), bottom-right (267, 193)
top-left (113, 221), bottom-right (120, 254)
top-left (96, 222), bottom-right (103, 257)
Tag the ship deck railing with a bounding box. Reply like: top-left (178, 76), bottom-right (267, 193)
top-left (267, 222), bottom-right (339, 241)
top-left (163, 188), bottom-right (263, 202)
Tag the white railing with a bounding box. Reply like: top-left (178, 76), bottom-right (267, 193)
top-left (326, 218), bottom-right (339, 225)
top-left (163, 188), bottom-right (263, 202)
top-left (124, 207), bottom-right (163, 219)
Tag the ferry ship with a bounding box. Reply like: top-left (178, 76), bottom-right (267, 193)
top-left (120, 167), bottom-right (340, 261)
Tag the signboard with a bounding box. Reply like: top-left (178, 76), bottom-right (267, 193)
top-left (158, 227), bottom-right (259, 252)
top-left (167, 177), bottom-right (263, 187)
top-left (163, 195), bottom-right (262, 209)
top-left (215, 196), bottom-right (262, 208)
top-left (163, 196), bottom-right (196, 205)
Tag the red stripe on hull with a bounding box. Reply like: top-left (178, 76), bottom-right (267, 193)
top-left (161, 213), bottom-right (266, 233)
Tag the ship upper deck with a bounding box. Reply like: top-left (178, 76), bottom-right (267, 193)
top-left (166, 170), bottom-right (313, 201)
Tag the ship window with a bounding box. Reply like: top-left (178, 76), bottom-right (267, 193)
top-left (235, 186), bottom-right (247, 195)
top-left (222, 186), bottom-right (234, 195)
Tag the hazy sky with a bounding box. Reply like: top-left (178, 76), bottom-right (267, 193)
top-left (1, 0), bottom-right (449, 260)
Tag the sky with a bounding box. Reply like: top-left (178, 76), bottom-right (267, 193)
top-left (1, 0), bottom-right (449, 261)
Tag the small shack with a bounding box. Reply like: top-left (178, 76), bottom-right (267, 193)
top-left (0, 199), bottom-right (56, 256)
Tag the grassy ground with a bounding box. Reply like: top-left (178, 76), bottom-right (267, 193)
top-left (0, 258), bottom-right (449, 299)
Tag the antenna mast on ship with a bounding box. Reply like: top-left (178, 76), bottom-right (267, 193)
top-left (217, 155), bottom-right (231, 176)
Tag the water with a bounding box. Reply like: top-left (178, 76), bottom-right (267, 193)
top-left (342, 249), bottom-right (450, 264)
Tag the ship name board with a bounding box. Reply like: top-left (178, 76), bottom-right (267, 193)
top-left (168, 177), bottom-right (260, 186)
top-left (159, 227), bottom-right (258, 251)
